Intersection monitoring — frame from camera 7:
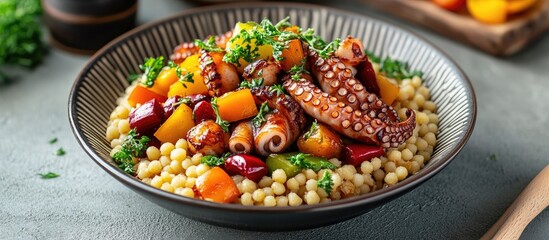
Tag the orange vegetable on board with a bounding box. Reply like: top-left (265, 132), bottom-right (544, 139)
top-left (154, 104), bottom-right (195, 143)
top-left (467, 0), bottom-right (507, 24)
top-left (217, 89), bottom-right (258, 122)
top-left (195, 167), bottom-right (239, 203)
top-left (507, 0), bottom-right (538, 14)
top-left (280, 39), bottom-right (305, 72)
top-left (377, 75), bottom-right (400, 105)
top-left (127, 84), bottom-right (168, 107)
top-left (431, 0), bottom-right (466, 11)
top-left (167, 54), bottom-right (209, 97)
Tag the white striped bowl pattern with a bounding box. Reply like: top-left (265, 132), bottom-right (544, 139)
top-left (69, 2), bottom-right (476, 230)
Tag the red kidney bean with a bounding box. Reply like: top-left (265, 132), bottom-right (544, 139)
top-left (223, 154), bottom-right (268, 182)
top-left (341, 144), bottom-right (385, 166)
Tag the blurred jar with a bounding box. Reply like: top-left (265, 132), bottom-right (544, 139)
top-left (42, 0), bottom-right (138, 54)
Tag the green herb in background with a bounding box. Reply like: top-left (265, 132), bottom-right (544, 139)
top-left (38, 172), bottom-right (59, 179)
top-left (0, 0), bottom-right (47, 84)
top-left (55, 148), bottom-right (65, 156)
top-left (49, 137), bottom-right (58, 144)
top-left (488, 153), bottom-right (498, 161)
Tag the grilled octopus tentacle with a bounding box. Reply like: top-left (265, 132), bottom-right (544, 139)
top-left (229, 120), bottom-right (254, 154)
top-left (309, 49), bottom-right (399, 123)
top-left (243, 59), bottom-right (282, 86)
top-left (199, 49), bottom-right (240, 97)
top-left (249, 86), bottom-right (307, 156)
top-left (283, 79), bottom-right (415, 148)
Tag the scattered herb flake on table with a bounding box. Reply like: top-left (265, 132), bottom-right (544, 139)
top-left (38, 172), bottom-right (59, 179)
top-left (55, 148), bottom-right (65, 156)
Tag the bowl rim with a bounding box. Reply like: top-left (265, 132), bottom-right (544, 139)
top-left (69, 2), bottom-right (477, 213)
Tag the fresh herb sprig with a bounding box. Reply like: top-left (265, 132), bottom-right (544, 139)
top-left (194, 36), bottom-right (224, 52)
top-left (288, 153), bottom-right (336, 171)
top-left (139, 57), bottom-right (164, 87)
top-left (201, 153), bottom-right (231, 167)
top-left (302, 120), bottom-right (319, 140)
top-left (299, 28), bottom-right (340, 58)
top-left (317, 171), bottom-right (333, 194)
top-left (270, 84), bottom-right (286, 96)
top-left (38, 172), bottom-right (60, 179)
top-left (289, 59), bottom-right (309, 81)
top-left (177, 71), bottom-right (194, 88)
top-left (252, 102), bottom-right (271, 127)
top-left (239, 78), bottom-right (264, 89)
top-left (112, 129), bottom-right (150, 174)
top-left (366, 51), bottom-right (423, 80)
top-left (211, 97), bottom-right (230, 132)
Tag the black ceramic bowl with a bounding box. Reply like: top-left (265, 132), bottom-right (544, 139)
top-left (69, 2), bottom-right (476, 231)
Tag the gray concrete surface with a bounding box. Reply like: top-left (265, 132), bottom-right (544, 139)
top-left (1, 0), bottom-right (548, 239)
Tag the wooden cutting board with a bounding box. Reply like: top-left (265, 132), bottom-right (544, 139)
top-left (363, 0), bottom-right (549, 56)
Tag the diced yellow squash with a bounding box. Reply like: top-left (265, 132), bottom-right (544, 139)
top-left (377, 75), bottom-right (400, 105)
top-left (217, 89), bottom-right (258, 122)
top-left (154, 104), bottom-right (195, 143)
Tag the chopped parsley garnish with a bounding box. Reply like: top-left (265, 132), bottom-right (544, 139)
top-left (211, 97), bottom-right (230, 132)
top-left (177, 71), bottom-right (194, 88)
top-left (194, 36), bottom-right (224, 52)
top-left (175, 97), bottom-right (192, 106)
top-left (488, 153), bottom-right (498, 161)
top-left (270, 84), bottom-right (286, 96)
top-left (317, 171), bottom-right (333, 194)
top-left (223, 30), bottom-right (263, 66)
top-left (239, 78), bottom-right (264, 89)
top-left (288, 153), bottom-right (336, 171)
top-left (201, 153), bottom-right (231, 167)
top-left (365, 51), bottom-right (423, 81)
top-left (139, 56), bottom-right (164, 87)
top-left (289, 59), bottom-right (309, 81)
top-left (302, 120), bottom-right (319, 140)
top-left (55, 148), bottom-right (66, 156)
top-left (38, 172), bottom-right (60, 179)
top-left (49, 137), bottom-right (58, 144)
top-left (274, 16), bottom-right (292, 31)
top-left (252, 102), bottom-right (271, 127)
top-left (318, 38), bottom-right (341, 59)
top-left (127, 73), bottom-right (140, 84)
top-left (112, 129), bottom-right (150, 175)
top-left (167, 60), bottom-right (177, 68)
top-left (299, 28), bottom-right (341, 58)
top-left (223, 17), bottom-right (342, 67)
